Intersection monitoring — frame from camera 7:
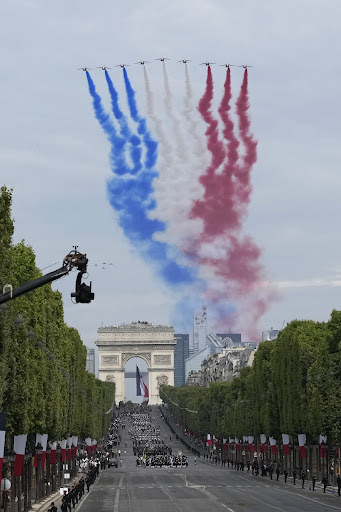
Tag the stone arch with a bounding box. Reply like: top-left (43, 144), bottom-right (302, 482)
top-left (96, 322), bottom-right (175, 405)
top-left (121, 352), bottom-right (151, 369)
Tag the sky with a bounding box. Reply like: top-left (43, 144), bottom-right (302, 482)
top-left (2, 0), bottom-right (341, 351)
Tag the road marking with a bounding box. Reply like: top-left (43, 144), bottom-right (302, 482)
top-left (113, 475), bottom-right (124, 512)
top-left (274, 486), bottom-right (341, 510)
top-left (153, 475), bottom-right (184, 512)
top-left (197, 486), bottom-right (236, 511)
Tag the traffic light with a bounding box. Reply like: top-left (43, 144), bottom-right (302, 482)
top-left (71, 273), bottom-right (94, 303)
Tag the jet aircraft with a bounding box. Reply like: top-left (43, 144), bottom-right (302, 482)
top-left (238, 65), bottom-right (253, 69)
top-left (200, 62), bottom-right (215, 66)
top-left (155, 57), bottom-right (170, 62)
top-left (178, 59), bottom-right (191, 63)
top-left (115, 64), bottom-right (130, 68)
top-left (97, 66), bottom-right (111, 70)
top-left (135, 61), bottom-right (149, 65)
top-left (77, 67), bottom-right (92, 71)
top-left (220, 64), bottom-right (236, 68)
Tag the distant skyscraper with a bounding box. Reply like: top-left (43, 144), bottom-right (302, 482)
top-left (193, 306), bottom-right (208, 352)
top-left (86, 348), bottom-right (95, 374)
top-left (174, 334), bottom-right (189, 387)
top-left (262, 328), bottom-right (279, 342)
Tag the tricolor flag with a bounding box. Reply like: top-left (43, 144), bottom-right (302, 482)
top-left (223, 438), bottom-right (227, 449)
top-left (319, 434), bottom-right (327, 458)
top-left (34, 434), bottom-right (48, 468)
top-left (229, 437), bottom-right (234, 449)
top-left (269, 436), bottom-right (277, 455)
top-left (67, 437), bottom-right (72, 461)
top-left (85, 437), bottom-right (92, 455)
top-left (92, 439), bottom-right (97, 453)
top-left (282, 433), bottom-right (290, 455)
top-left (136, 366), bottom-right (149, 398)
top-left (0, 414), bottom-right (6, 488)
top-left (260, 434), bottom-right (268, 453)
top-left (72, 436), bottom-right (78, 458)
top-left (298, 433), bottom-right (307, 458)
top-left (14, 434), bottom-right (27, 477)
top-left (207, 434), bottom-right (211, 446)
top-left (248, 436), bottom-right (254, 452)
top-left (60, 439), bottom-right (67, 462)
top-left (49, 442), bottom-right (57, 465)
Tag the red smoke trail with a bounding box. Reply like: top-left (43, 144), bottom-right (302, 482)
top-left (235, 69), bottom-right (257, 204)
top-left (189, 66), bottom-right (227, 236)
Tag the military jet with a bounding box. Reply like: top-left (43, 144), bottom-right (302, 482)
top-left (135, 61), bottom-right (149, 65)
top-left (77, 67), bottom-right (92, 71)
top-left (97, 66), bottom-right (111, 70)
top-left (220, 64), bottom-right (236, 68)
top-left (178, 59), bottom-right (191, 64)
top-left (237, 65), bottom-right (253, 69)
top-left (200, 62), bottom-right (215, 66)
top-left (155, 57), bottom-right (170, 62)
top-left (115, 64), bottom-right (130, 68)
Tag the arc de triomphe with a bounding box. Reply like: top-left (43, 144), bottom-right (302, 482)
top-left (96, 322), bottom-right (175, 405)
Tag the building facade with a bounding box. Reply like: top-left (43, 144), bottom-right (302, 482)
top-left (86, 348), bottom-right (95, 374)
top-left (96, 321), bottom-right (176, 405)
top-left (174, 334), bottom-right (189, 387)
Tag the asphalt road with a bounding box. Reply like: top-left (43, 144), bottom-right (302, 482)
top-left (78, 409), bottom-right (341, 512)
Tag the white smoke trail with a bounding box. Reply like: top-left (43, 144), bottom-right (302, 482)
top-left (143, 66), bottom-right (199, 248)
top-left (162, 63), bottom-right (187, 160)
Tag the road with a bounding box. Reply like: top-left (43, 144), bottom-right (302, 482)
top-left (78, 409), bottom-right (340, 512)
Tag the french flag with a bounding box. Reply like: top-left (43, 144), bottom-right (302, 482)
top-left (67, 437), bottom-right (72, 461)
top-left (136, 366), bottom-right (149, 398)
top-left (72, 436), bottom-right (78, 458)
top-left (34, 434), bottom-right (48, 468)
top-left (282, 433), bottom-right (290, 455)
top-left (49, 442), bottom-right (57, 465)
top-left (92, 439), bottom-right (97, 453)
top-left (207, 434), bottom-right (211, 446)
top-left (60, 439), bottom-right (67, 462)
top-left (85, 437), bottom-right (92, 455)
top-left (14, 434), bottom-right (27, 477)
top-left (269, 436), bottom-right (277, 455)
top-left (298, 434), bottom-right (307, 458)
top-left (0, 414), bottom-right (6, 488)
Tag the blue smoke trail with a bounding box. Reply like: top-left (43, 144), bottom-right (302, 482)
top-left (104, 70), bottom-right (142, 175)
top-left (123, 68), bottom-right (157, 169)
top-left (86, 70), bottom-right (197, 286)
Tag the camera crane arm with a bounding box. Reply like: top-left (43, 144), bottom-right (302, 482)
top-left (0, 250), bottom-right (94, 305)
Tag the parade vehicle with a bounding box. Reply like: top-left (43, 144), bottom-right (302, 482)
top-left (108, 457), bottom-right (118, 468)
top-left (0, 248), bottom-right (94, 306)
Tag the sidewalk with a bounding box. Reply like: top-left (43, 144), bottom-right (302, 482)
top-left (33, 470), bottom-right (86, 512)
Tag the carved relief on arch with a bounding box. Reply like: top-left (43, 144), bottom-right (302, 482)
top-left (121, 352), bottom-right (151, 367)
top-left (156, 374), bottom-right (169, 388)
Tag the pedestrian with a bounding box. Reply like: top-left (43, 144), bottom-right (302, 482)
top-left (337, 474), bottom-right (341, 496)
top-left (312, 475), bottom-right (316, 491)
top-left (301, 470), bottom-right (305, 489)
top-left (86, 477), bottom-right (90, 493)
top-left (194, 457), bottom-right (197, 465)
top-left (284, 469), bottom-right (288, 483)
top-left (276, 467), bottom-right (280, 481)
top-left (49, 503), bottom-right (57, 512)
top-left (293, 470), bottom-right (297, 485)
top-left (269, 465), bottom-right (273, 480)
top-left (120, 458), bottom-right (123, 467)
top-left (322, 475), bottom-right (328, 493)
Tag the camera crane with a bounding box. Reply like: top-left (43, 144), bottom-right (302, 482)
top-left (0, 249), bottom-right (94, 305)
